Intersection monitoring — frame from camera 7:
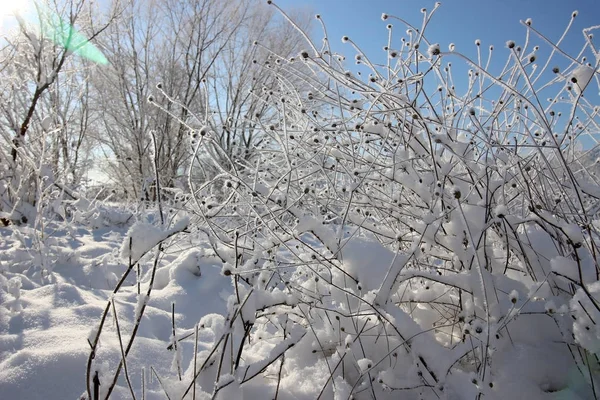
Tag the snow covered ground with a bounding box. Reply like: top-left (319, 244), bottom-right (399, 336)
top-left (0, 219), bottom-right (232, 399)
top-left (2, 0), bottom-right (600, 398)
top-left (0, 212), bottom-right (596, 399)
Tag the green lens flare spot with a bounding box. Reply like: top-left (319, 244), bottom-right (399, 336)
top-left (39, 8), bottom-right (107, 65)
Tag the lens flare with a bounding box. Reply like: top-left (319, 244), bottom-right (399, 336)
top-left (1, 0), bottom-right (107, 65)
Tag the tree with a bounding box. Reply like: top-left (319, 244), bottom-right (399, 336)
top-left (93, 0), bottom-right (312, 201)
top-left (0, 0), bottom-right (117, 223)
top-left (197, 5), bottom-right (313, 176)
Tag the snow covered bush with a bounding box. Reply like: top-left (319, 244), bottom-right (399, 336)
top-left (86, 2), bottom-right (600, 399)
top-left (68, 194), bottom-right (134, 229)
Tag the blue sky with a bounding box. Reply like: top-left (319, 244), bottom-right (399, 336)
top-left (276, 0), bottom-right (600, 65)
top-left (274, 0), bottom-right (600, 150)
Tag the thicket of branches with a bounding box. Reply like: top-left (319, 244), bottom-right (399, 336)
top-left (82, 2), bottom-right (600, 399)
top-left (0, 0), bottom-right (312, 220)
top-left (2, 0), bottom-right (600, 399)
top-left (93, 0), bottom-right (312, 201)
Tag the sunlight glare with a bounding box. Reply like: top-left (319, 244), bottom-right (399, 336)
top-left (0, 0), bottom-right (31, 16)
top-left (0, 0), bottom-right (31, 31)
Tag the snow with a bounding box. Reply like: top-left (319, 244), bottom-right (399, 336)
top-left (570, 65), bottom-right (596, 94)
top-left (2, 3), bottom-right (600, 399)
top-left (570, 282), bottom-right (600, 353)
top-left (134, 293), bottom-right (148, 321)
top-left (494, 204), bottom-right (508, 218)
top-left (0, 279), bottom-right (111, 399)
top-left (356, 357), bottom-right (373, 372)
top-left (120, 217), bottom-right (190, 264)
top-left (551, 256), bottom-right (579, 282)
top-left (427, 43), bottom-right (440, 57)
top-left (0, 220), bottom-right (231, 399)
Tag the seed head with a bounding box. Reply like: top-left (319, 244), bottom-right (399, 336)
top-left (428, 43), bottom-right (441, 57)
top-left (453, 187), bottom-right (461, 199)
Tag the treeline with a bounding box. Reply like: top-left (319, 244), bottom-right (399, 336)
top-left (0, 0), bottom-right (311, 221)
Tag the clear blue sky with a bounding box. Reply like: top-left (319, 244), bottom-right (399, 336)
top-left (274, 0), bottom-right (600, 149)
top-left (276, 0), bottom-right (600, 65)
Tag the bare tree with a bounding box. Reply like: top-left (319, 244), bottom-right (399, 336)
top-left (0, 0), bottom-right (117, 223)
top-left (92, 0), bottom-right (240, 200)
top-left (198, 5), bottom-right (313, 174)
top-left (91, 0), bottom-right (162, 200)
top-left (93, 0), bottom-right (312, 200)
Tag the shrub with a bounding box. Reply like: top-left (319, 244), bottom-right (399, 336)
top-left (91, 3), bottom-right (600, 398)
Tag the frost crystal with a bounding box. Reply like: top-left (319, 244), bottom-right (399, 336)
top-left (428, 43), bottom-right (441, 57)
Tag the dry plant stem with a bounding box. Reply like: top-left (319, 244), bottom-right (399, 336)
top-left (103, 246), bottom-right (165, 399)
top-left (86, 226), bottom-right (187, 399)
top-left (274, 354), bottom-right (285, 400)
top-left (149, 131), bottom-right (164, 226)
top-left (455, 200), bottom-right (491, 380)
top-left (193, 324), bottom-right (199, 400)
top-left (171, 302), bottom-right (182, 381)
top-left (238, 332), bottom-right (307, 384)
top-left (316, 352), bottom-right (347, 400)
top-left (181, 288), bottom-right (255, 398)
top-left (211, 332), bottom-right (230, 399)
top-left (111, 298), bottom-right (137, 400)
top-left (111, 3), bottom-right (600, 398)
top-left (151, 367), bottom-right (172, 400)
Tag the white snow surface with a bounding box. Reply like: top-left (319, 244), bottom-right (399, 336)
top-left (0, 213), bottom-right (597, 399)
top-left (0, 221), bottom-right (228, 399)
top-left (120, 216), bottom-right (189, 263)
